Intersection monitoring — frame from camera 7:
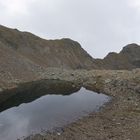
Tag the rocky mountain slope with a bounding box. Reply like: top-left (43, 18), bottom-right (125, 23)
top-left (0, 25), bottom-right (97, 70)
top-left (0, 25), bottom-right (99, 83)
top-left (0, 24), bottom-right (140, 79)
top-left (96, 43), bottom-right (140, 70)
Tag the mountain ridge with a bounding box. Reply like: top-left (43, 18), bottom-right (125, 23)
top-left (95, 43), bottom-right (140, 70)
top-left (0, 25), bottom-right (140, 74)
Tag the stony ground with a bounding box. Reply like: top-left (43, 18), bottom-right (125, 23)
top-left (21, 68), bottom-right (140, 140)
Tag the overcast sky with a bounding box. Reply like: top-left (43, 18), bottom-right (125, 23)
top-left (0, 0), bottom-right (140, 58)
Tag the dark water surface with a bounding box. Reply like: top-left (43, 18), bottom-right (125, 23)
top-left (0, 86), bottom-right (109, 140)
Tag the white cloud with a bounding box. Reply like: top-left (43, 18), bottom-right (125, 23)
top-left (0, 0), bottom-right (32, 16)
top-left (129, 0), bottom-right (140, 7)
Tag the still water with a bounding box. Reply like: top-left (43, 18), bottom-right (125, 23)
top-left (0, 87), bottom-right (109, 140)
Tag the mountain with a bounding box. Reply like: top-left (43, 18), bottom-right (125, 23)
top-left (0, 25), bottom-right (99, 83)
top-left (0, 24), bottom-right (140, 82)
top-left (0, 25), bottom-right (98, 69)
top-left (96, 43), bottom-right (140, 70)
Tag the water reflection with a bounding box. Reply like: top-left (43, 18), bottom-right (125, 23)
top-left (0, 81), bottom-right (109, 140)
top-left (0, 80), bottom-right (80, 112)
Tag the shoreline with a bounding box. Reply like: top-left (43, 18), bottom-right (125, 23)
top-left (25, 90), bottom-right (140, 140)
top-left (23, 69), bottom-right (140, 140)
top-left (24, 88), bottom-right (113, 139)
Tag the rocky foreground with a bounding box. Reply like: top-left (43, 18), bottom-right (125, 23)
top-left (1, 68), bottom-right (139, 140)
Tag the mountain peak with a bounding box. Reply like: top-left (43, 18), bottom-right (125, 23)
top-left (121, 43), bottom-right (140, 54)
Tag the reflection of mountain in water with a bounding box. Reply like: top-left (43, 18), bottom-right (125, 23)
top-left (0, 80), bottom-right (80, 113)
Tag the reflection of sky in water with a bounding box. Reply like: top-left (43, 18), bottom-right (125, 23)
top-left (0, 88), bottom-right (109, 140)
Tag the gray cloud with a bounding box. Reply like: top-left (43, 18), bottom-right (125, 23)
top-left (0, 0), bottom-right (140, 58)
